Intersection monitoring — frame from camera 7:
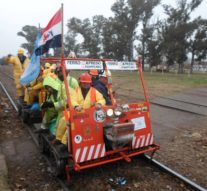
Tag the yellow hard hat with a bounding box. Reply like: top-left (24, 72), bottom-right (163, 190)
top-left (18, 48), bottom-right (24, 54)
top-left (44, 62), bottom-right (51, 69)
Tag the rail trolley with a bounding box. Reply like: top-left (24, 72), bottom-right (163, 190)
top-left (35, 57), bottom-right (160, 181)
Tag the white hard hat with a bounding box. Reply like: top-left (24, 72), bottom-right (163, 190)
top-left (68, 51), bottom-right (76, 58)
top-left (99, 70), bottom-right (111, 77)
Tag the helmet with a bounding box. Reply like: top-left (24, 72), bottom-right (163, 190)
top-left (45, 62), bottom-right (51, 69)
top-left (99, 70), bottom-right (112, 78)
top-left (68, 51), bottom-right (76, 58)
top-left (18, 48), bottom-right (24, 54)
top-left (89, 69), bottom-right (98, 76)
top-left (79, 73), bottom-right (92, 83)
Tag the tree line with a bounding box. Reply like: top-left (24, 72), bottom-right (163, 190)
top-left (17, 0), bottom-right (207, 73)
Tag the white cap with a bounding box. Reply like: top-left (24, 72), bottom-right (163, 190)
top-left (68, 51), bottom-right (76, 58)
top-left (99, 70), bottom-right (111, 77)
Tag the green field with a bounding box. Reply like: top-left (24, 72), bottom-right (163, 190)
top-left (70, 70), bottom-right (207, 100)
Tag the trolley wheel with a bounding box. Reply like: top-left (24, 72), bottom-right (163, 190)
top-left (38, 134), bottom-right (50, 155)
top-left (51, 149), bottom-right (67, 177)
top-left (22, 111), bottom-right (30, 123)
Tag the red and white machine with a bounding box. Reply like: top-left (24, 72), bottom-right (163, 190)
top-left (40, 57), bottom-right (160, 181)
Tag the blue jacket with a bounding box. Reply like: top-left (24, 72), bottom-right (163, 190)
top-left (94, 81), bottom-right (112, 105)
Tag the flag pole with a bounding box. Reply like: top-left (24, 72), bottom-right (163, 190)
top-left (60, 3), bottom-right (73, 153)
top-left (61, 3), bottom-right (64, 58)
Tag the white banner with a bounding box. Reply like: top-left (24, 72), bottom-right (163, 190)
top-left (65, 60), bottom-right (138, 70)
top-left (106, 61), bottom-right (137, 70)
top-left (66, 60), bottom-right (103, 70)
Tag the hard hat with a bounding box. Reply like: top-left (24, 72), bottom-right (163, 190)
top-left (89, 69), bottom-right (98, 76)
top-left (68, 51), bottom-right (76, 58)
top-left (99, 70), bottom-right (112, 78)
top-left (45, 62), bottom-right (51, 69)
top-left (18, 48), bottom-right (24, 54)
top-left (79, 73), bottom-right (92, 83)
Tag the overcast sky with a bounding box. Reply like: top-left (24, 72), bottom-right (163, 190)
top-left (0, 0), bottom-right (207, 57)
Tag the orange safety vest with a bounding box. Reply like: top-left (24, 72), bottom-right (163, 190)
top-left (75, 87), bottom-right (96, 104)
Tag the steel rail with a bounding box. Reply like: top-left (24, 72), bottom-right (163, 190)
top-left (0, 79), bottom-right (70, 191)
top-left (154, 95), bottom-right (207, 108)
top-left (117, 91), bottom-right (205, 116)
top-left (144, 155), bottom-right (207, 191)
top-left (0, 71), bottom-right (14, 80)
top-left (150, 100), bottom-right (205, 116)
top-left (0, 81), bottom-right (18, 111)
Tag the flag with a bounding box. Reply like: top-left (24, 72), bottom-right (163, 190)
top-left (20, 33), bottom-right (41, 85)
top-left (35, 8), bottom-right (62, 55)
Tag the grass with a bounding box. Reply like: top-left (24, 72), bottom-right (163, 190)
top-left (70, 70), bottom-right (207, 100)
top-left (110, 71), bottom-right (207, 99)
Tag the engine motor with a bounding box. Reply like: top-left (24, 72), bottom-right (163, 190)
top-left (104, 122), bottom-right (134, 150)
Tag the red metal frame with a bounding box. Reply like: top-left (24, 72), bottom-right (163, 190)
top-left (41, 57), bottom-right (159, 177)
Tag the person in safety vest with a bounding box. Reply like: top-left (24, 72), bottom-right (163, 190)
top-left (89, 69), bottom-right (99, 86)
top-left (50, 64), bottom-right (57, 73)
top-left (42, 62), bottom-right (51, 77)
top-left (25, 75), bottom-right (44, 105)
top-left (72, 72), bottom-right (106, 111)
top-left (54, 66), bottom-right (79, 146)
top-left (54, 73), bottom-right (106, 151)
top-left (39, 75), bottom-right (63, 135)
top-left (6, 48), bottom-right (30, 101)
top-left (94, 70), bottom-right (113, 105)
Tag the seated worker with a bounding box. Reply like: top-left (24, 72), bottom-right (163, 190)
top-left (94, 70), bottom-right (112, 105)
top-left (89, 69), bottom-right (99, 86)
top-left (51, 66), bottom-right (78, 142)
top-left (24, 75), bottom-right (43, 105)
top-left (50, 64), bottom-right (57, 73)
top-left (72, 72), bottom-right (106, 111)
top-left (42, 62), bottom-right (51, 77)
top-left (40, 75), bottom-right (63, 135)
top-left (55, 73), bottom-right (106, 150)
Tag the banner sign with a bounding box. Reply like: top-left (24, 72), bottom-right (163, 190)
top-left (66, 60), bottom-right (103, 70)
top-left (65, 60), bottom-right (138, 70)
top-left (105, 61), bottom-right (137, 70)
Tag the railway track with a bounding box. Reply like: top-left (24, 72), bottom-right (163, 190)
top-left (0, 70), bottom-right (14, 80)
top-left (0, 77), bottom-right (206, 191)
top-left (117, 91), bottom-right (207, 116)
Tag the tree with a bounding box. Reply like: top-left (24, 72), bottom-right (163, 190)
top-left (66, 15), bottom-right (107, 58)
top-left (17, 25), bottom-right (39, 56)
top-left (137, 0), bottom-right (161, 70)
top-left (161, 0), bottom-right (203, 73)
top-left (188, 18), bottom-right (207, 73)
top-left (64, 30), bottom-right (81, 57)
top-left (108, 0), bottom-right (146, 60)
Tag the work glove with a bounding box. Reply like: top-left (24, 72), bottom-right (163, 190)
top-left (41, 101), bottom-right (54, 109)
